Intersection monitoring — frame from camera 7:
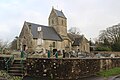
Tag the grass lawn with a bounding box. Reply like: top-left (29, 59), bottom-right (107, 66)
top-left (97, 67), bottom-right (120, 78)
top-left (0, 70), bottom-right (22, 80)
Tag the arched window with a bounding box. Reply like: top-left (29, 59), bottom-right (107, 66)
top-left (84, 45), bottom-right (86, 51)
top-left (53, 42), bottom-right (55, 47)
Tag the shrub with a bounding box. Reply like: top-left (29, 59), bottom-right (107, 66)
top-left (95, 46), bottom-right (111, 51)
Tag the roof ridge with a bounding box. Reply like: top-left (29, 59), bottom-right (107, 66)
top-left (53, 8), bottom-right (66, 18)
top-left (54, 8), bottom-right (61, 12)
top-left (25, 21), bottom-right (48, 27)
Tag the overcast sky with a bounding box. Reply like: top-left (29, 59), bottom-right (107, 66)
top-left (0, 0), bottom-right (120, 42)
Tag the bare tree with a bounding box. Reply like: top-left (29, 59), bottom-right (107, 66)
top-left (10, 37), bottom-right (17, 50)
top-left (0, 39), bottom-right (9, 54)
top-left (98, 23), bottom-right (120, 51)
top-left (68, 27), bottom-right (80, 34)
top-left (99, 24), bottom-right (120, 44)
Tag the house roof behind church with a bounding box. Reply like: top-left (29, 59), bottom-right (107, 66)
top-left (72, 38), bottom-right (82, 46)
top-left (54, 9), bottom-right (66, 18)
top-left (68, 33), bottom-right (87, 46)
top-left (68, 33), bottom-right (81, 41)
top-left (26, 22), bottom-right (62, 41)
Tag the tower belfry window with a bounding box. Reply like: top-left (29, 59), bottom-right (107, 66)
top-left (52, 20), bottom-right (54, 24)
top-left (62, 20), bottom-right (63, 25)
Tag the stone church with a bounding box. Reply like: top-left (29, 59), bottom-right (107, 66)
top-left (17, 8), bottom-right (90, 53)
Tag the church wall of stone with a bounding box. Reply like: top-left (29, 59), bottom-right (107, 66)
top-left (79, 40), bottom-right (90, 53)
top-left (71, 38), bottom-right (90, 53)
top-left (32, 39), bottom-right (38, 50)
top-left (56, 17), bottom-right (67, 36)
top-left (49, 9), bottom-right (67, 37)
top-left (61, 40), bottom-right (71, 51)
top-left (18, 24), bottom-right (34, 51)
top-left (18, 8), bottom-right (90, 53)
top-left (42, 40), bottom-right (62, 50)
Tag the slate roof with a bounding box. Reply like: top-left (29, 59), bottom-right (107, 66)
top-left (72, 38), bottom-right (82, 46)
top-left (26, 22), bottom-right (62, 41)
top-left (54, 9), bottom-right (66, 18)
top-left (68, 33), bottom-right (83, 46)
top-left (68, 33), bottom-right (81, 41)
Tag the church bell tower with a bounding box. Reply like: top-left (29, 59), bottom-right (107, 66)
top-left (48, 7), bottom-right (67, 37)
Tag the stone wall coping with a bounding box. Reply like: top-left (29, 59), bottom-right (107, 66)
top-left (92, 51), bottom-right (120, 54)
top-left (27, 57), bottom-right (120, 60)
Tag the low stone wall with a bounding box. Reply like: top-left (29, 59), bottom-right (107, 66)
top-left (1, 56), bottom-right (120, 79)
top-left (100, 58), bottom-right (120, 70)
top-left (26, 58), bottom-right (120, 79)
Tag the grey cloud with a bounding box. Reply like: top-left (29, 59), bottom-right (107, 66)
top-left (1, 0), bottom-right (120, 41)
